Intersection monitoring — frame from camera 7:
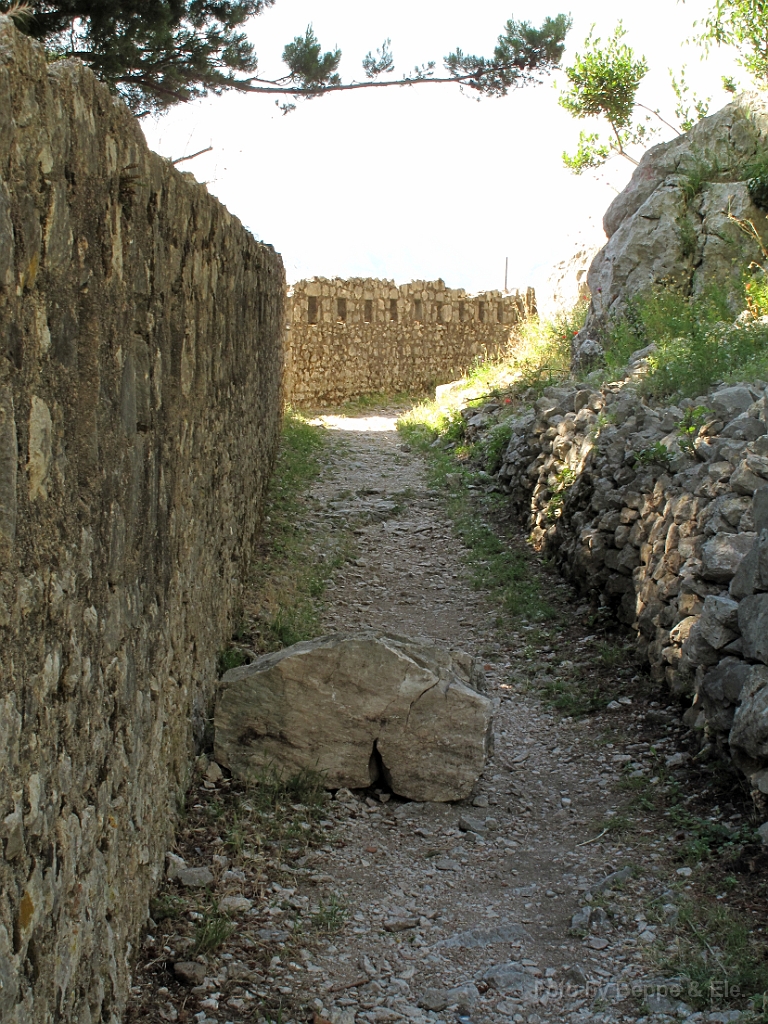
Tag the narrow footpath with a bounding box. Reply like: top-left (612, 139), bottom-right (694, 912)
top-left (127, 409), bottom-right (765, 1024)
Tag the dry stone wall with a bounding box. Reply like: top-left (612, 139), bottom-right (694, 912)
top-left (285, 278), bottom-right (535, 406)
top-left (464, 375), bottom-right (768, 795)
top-left (0, 19), bottom-right (284, 1024)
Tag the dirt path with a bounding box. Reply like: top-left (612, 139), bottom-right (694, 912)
top-left (127, 409), bottom-right (763, 1024)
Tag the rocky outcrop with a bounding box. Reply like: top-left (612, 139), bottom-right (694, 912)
top-left (463, 377), bottom-right (768, 791)
top-left (0, 18), bottom-right (284, 1024)
top-left (215, 633), bottom-right (493, 802)
top-left (575, 93), bottom-right (768, 366)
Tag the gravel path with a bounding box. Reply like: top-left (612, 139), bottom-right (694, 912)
top-left (126, 410), bottom-right (760, 1024)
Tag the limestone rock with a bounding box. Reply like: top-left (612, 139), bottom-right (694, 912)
top-left (578, 93), bottom-right (768, 348)
top-left (733, 529), bottom-right (768, 597)
top-left (482, 962), bottom-right (539, 997)
top-left (729, 665), bottom-right (768, 769)
top-left (699, 657), bottom-right (751, 732)
top-left (699, 595), bottom-right (740, 649)
top-left (214, 633), bottom-right (493, 803)
top-left (710, 386), bottom-right (756, 421)
top-left (738, 593), bottom-right (768, 663)
top-left (701, 533), bottom-right (756, 582)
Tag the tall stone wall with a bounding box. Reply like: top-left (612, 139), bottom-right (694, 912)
top-left (285, 278), bottom-right (536, 406)
top-left (0, 19), bottom-right (285, 1024)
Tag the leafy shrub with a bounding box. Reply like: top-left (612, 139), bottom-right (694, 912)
top-left (481, 421), bottom-right (513, 473)
top-left (677, 405), bottom-right (713, 455)
top-left (603, 283), bottom-right (768, 398)
top-left (634, 442), bottom-right (672, 467)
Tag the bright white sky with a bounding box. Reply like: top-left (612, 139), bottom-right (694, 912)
top-left (141, 0), bottom-right (745, 295)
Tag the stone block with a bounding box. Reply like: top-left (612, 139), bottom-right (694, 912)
top-left (215, 633), bottom-right (493, 803)
top-left (701, 532), bottom-right (756, 582)
top-left (738, 593), bottom-right (768, 663)
top-left (729, 665), bottom-right (768, 770)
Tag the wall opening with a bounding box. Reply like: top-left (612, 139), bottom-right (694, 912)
top-left (389, 299), bottom-right (398, 322)
top-left (336, 297), bottom-right (347, 323)
top-left (497, 302), bottom-right (504, 324)
top-left (459, 300), bottom-right (466, 322)
top-left (478, 301), bottom-right (486, 323)
top-left (436, 302), bottom-right (444, 324)
top-left (364, 299), bottom-right (374, 323)
top-left (308, 296), bottom-right (319, 324)
top-left (414, 299), bottom-right (423, 322)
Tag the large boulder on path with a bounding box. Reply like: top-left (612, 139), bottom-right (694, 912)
top-left (214, 632), bottom-right (493, 802)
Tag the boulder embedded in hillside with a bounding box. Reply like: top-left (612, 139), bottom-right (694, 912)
top-left (574, 93), bottom-right (768, 363)
top-left (709, 386), bottom-right (757, 421)
top-left (214, 633), bottom-right (493, 802)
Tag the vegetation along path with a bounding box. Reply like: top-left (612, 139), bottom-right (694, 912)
top-left (126, 402), bottom-right (768, 1024)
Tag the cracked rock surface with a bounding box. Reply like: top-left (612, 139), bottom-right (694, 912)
top-left (215, 633), bottom-right (493, 802)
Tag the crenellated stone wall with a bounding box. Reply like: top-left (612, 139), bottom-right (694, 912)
top-left (0, 18), bottom-right (284, 1024)
top-left (285, 278), bottom-right (536, 406)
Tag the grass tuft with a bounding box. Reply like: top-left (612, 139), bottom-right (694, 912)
top-left (193, 902), bottom-right (234, 954)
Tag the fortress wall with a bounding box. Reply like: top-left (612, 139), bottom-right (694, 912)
top-left (0, 19), bottom-right (285, 1023)
top-left (285, 277), bottom-right (536, 406)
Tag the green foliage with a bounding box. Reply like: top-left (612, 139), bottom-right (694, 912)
top-left (480, 422), bottom-right (513, 474)
top-left (634, 442), bottom-right (673, 467)
top-left (444, 14), bottom-right (572, 96)
top-left (666, 804), bottom-right (759, 863)
top-left (695, 0), bottom-right (768, 84)
top-left (282, 24), bottom-right (341, 91)
top-left (216, 645), bottom-right (248, 676)
top-left (150, 891), bottom-right (184, 922)
top-left (663, 899), bottom-right (768, 1013)
top-left (559, 22), bottom-right (654, 172)
top-left (677, 405), bottom-right (713, 454)
top-left (235, 408), bottom-right (360, 656)
top-left (545, 466), bottom-right (576, 520)
top-left (9, 0), bottom-right (272, 114)
top-left (4, 3), bottom-right (573, 112)
top-left (310, 894), bottom-right (347, 933)
top-left (748, 175), bottom-right (768, 210)
top-left (248, 764), bottom-right (327, 812)
top-left (678, 213), bottom-right (698, 258)
top-left (603, 283), bottom-right (768, 398)
top-left (453, 510), bottom-right (555, 621)
top-left (510, 302), bottom-right (586, 394)
top-left (677, 150), bottom-right (732, 202)
top-left (539, 677), bottom-right (609, 716)
top-left (669, 65), bottom-right (711, 132)
top-left (194, 902), bottom-right (235, 953)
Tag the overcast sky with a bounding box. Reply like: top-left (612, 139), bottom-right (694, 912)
top-left (141, 0), bottom-right (743, 295)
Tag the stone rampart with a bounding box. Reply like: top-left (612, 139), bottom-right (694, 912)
top-left (0, 19), bottom-right (284, 1024)
top-left (464, 376), bottom-right (768, 793)
top-left (285, 278), bottom-right (535, 406)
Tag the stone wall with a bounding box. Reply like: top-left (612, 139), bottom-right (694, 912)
top-left (463, 376), bottom-right (768, 793)
top-left (0, 19), bottom-right (284, 1024)
top-left (285, 278), bottom-right (536, 406)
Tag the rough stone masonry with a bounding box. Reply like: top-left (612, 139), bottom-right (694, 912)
top-left (0, 18), bottom-right (284, 1024)
top-left (285, 277), bottom-right (536, 407)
